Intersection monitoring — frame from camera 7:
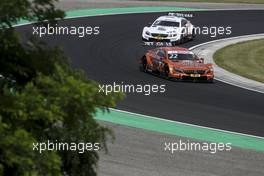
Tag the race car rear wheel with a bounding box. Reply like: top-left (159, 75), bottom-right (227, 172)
top-left (139, 56), bottom-right (148, 72)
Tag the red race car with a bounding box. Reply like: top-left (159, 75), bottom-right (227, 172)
top-left (139, 47), bottom-right (214, 82)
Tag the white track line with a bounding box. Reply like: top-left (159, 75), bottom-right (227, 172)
top-left (189, 34), bottom-right (264, 94)
top-left (109, 108), bottom-right (264, 139)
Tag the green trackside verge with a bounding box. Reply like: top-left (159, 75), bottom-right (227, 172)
top-left (13, 6), bottom-right (264, 152)
top-left (95, 109), bottom-right (264, 152)
top-left (65, 6), bottom-right (203, 19)
top-left (17, 6), bottom-right (204, 25)
top-left (146, 0), bottom-right (264, 4)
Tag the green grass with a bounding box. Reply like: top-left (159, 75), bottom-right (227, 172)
top-left (146, 0), bottom-right (264, 4)
top-left (214, 39), bottom-right (264, 83)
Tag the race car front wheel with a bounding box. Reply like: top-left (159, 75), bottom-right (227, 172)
top-left (142, 37), bottom-right (148, 42)
top-left (171, 41), bottom-right (178, 46)
top-left (161, 65), bottom-right (170, 79)
top-left (191, 29), bottom-right (196, 40)
top-left (179, 34), bottom-right (185, 44)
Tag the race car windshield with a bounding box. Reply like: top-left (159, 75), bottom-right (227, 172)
top-left (168, 53), bottom-right (195, 61)
top-left (153, 20), bottom-right (180, 27)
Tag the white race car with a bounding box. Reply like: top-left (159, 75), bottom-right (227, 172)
top-left (142, 13), bottom-right (195, 45)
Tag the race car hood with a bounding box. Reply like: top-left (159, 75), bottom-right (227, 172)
top-left (147, 26), bottom-right (179, 34)
top-left (173, 60), bottom-right (210, 70)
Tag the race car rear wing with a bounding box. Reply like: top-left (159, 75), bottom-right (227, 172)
top-left (168, 13), bottom-right (194, 18)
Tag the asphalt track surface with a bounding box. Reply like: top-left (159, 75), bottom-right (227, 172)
top-left (18, 10), bottom-right (264, 136)
top-left (98, 122), bottom-right (264, 176)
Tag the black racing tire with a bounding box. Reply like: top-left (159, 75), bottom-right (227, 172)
top-left (179, 34), bottom-right (185, 44)
top-left (161, 64), bottom-right (170, 79)
top-left (191, 29), bottom-right (196, 40)
top-left (171, 41), bottom-right (178, 46)
top-left (139, 56), bottom-right (148, 72)
top-left (142, 37), bottom-right (148, 42)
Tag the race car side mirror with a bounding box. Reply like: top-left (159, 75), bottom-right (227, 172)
top-left (148, 22), bottom-right (152, 26)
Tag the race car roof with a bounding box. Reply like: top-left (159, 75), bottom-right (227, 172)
top-left (161, 47), bottom-right (194, 55)
top-left (162, 47), bottom-right (190, 52)
top-left (155, 16), bottom-right (183, 22)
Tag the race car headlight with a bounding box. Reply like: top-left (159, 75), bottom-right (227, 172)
top-left (169, 67), bottom-right (174, 73)
top-left (145, 31), bottom-right (151, 36)
top-left (206, 67), bottom-right (214, 73)
top-left (174, 68), bottom-right (184, 73)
